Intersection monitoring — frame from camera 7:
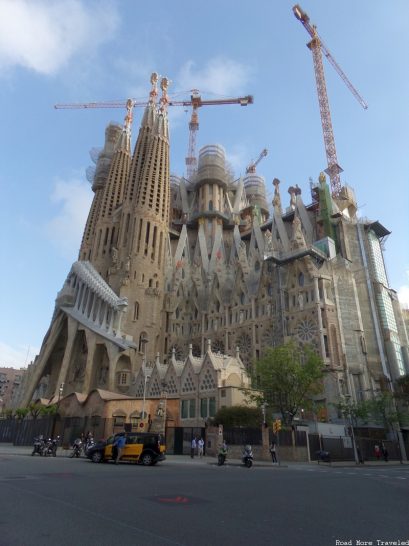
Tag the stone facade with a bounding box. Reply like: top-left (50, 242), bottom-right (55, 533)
top-left (20, 75), bottom-right (409, 424)
top-left (55, 346), bottom-right (252, 434)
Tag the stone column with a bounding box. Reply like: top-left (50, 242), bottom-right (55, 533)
top-left (55, 316), bottom-right (78, 397)
top-left (314, 277), bottom-right (326, 361)
top-left (82, 334), bottom-right (96, 394)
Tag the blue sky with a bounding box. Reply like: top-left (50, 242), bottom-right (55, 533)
top-left (1, 0), bottom-right (408, 368)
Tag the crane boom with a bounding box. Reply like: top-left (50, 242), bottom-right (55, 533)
top-left (55, 93), bottom-right (253, 181)
top-left (293, 4), bottom-right (367, 197)
top-left (54, 95), bottom-right (253, 110)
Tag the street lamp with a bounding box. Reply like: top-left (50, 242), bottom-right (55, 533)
top-left (161, 381), bottom-right (168, 437)
top-left (51, 383), bottom-right (64, 439)
top-left (140, 336), bottom-right (150, 421)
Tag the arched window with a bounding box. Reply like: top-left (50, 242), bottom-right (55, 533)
top-left (133, 301), bottom-right (139, 321)
top-left (139, 332), bottom-right (148, 352)
top-left (208, 200), bottom-right (213, 211)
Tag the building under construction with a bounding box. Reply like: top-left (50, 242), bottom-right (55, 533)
top-left (16, 69), bottom-right (408, 427)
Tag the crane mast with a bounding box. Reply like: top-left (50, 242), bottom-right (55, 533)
top-left (293, 4), bottom-right (367, 197)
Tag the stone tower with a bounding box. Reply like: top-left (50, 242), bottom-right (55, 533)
top-left (109, 74), bottom-right (171, 362)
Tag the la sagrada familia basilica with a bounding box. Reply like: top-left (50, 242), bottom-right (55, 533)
top-left (20, 74), bottom-right (408, 421)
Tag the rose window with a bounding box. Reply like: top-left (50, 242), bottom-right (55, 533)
top-left (295, 318), bottom-right (317, 342)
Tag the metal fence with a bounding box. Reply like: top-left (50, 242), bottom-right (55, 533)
top-left (308, 434), bottom-right (401, 462)
top-left (223, 427), bottom-right (262, 446)
top-left (269, 429), bottom-right (307, 447)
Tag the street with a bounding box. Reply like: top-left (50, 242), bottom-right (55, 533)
top-left (0, 452), bottom-right (408, 546)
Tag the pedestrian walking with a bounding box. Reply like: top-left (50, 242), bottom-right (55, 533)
top-left (374, 444), bottom-right (381, 460)
top-left (115, 432), bottom-right (126, 464)
top-left (269, 441), bottom-right (277, 463)
top-left (198, 437), bottom-right (204, 457)
top-left (381, 444), bottom-right (389, 462)
top-left (191, 437), bottom-right (197, 458)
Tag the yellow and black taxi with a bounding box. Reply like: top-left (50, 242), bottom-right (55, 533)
top-left (87, 432), bottom-right (166, 466)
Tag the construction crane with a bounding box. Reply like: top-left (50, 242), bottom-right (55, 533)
top-left (292, 4), bottom-right (367, 197)
top-left (182, 91), bottom-right (253, 179)
top-left (246, 148), bottom-right (268, 174)
top-left (55, 91), bottom-right (254, 180)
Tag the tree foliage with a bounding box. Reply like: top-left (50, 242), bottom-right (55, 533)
top-left (212, 406), bottom-right (263, 427)
top-left (363, 392), bottom-right (407, 429)
top-left (15, 407), bottom-right (29, 420)
top-left (335, 391), bottom-right (409, 430)
top-left (251, 341), bottom-right (324, 425)
top-left (334, 400), bottom-right (369, 427)
top-left (28, 402), bottom-right (43, 419)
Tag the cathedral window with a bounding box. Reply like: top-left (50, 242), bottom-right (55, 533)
top-left (152, 226), bottom-right (157, 261)
top-left (145, 222), bottom-right (151, 256)
top-left (323, 335), bottom-right (330, 358)
top-left (158, 233), bottom-right (163, 266)
top-left (180, 399), bottom-right (196, 419)
top-left (117, 371), bottom-right (130, 386)
top-left (133, 302), bottom-right (139, 321)
top-left (200, 397), bottom-right (216, 418)
top-left (209, 200), bottom-right (213, 211)
top-left (123, 214), bottom-right (130, 247)
top-left (136, 218), bottom-right (143, 254)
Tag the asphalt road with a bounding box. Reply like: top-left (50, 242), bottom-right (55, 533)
top-left (0, 454), bottom-right (408, 546)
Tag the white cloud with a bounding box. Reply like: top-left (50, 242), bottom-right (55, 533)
top-left (398, 285), bottom-right (409, 309)
top-left (0, 341), bottom-right (38, 368)
top-left (0, 0), bottom-right (119, 75)
top-left (177, 57), bottom-right (251, 96)
top-left (46, 177), bottom-right (93, 259)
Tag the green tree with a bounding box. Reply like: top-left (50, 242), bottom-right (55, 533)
top-left (15, 407), bottom-right (29, 420)
top-left (334, 399), bottom-right (368, 427)
top-left (28, 402), bottom-right (43, 419)
top-left (251, 341), bottom-right (324, 425)
top-left (363, 392), bottom-right (408, 429)
top-left (40, 404), bottom-right (57, 416)
top-left (212, 406), bottom-right (262, 427)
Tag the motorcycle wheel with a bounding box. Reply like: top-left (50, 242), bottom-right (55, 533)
top-left (245, 459), bottom-right (253, 468)
top-left (217, 455), bottom-right (225, 466)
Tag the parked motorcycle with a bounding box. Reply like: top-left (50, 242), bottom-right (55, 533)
top-left (242, 444), bottom-right (253, 468)
top-left (32, 435), bottom-right (45, 456)
top-left (43, 436), bottom-right (59, 457)
top-left (70, 438), bottom-right (83, 458)
top-left (218, 442), bottom-right (228, 466)
top-left (83, 437), bottom-right (95, 457)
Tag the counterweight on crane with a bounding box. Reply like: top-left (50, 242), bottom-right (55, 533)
top-left (292, 4), bottom-right (367, 197)
top-left (55, 92), bottom-right (253, 181)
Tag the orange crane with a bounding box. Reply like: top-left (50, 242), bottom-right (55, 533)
top-left (55, 92), bottom-right (253, 180)
top-left (246, 148), bottom-right (268, 174)
top-left (293, 4), bottom-right (367, 197)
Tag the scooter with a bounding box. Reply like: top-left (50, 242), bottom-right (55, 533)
top-left (242, 445), bottom-right (253, 468)
top-left (70, 438), bottom-right (83, 458)
top-left (43, 436), bottom-right (59, 457)
top-left (218, 444), bottom-right (228, 466)
top-left (83, 437), bottom-right (95, 457)
top-left (32, 435), bottom-right (45, 456)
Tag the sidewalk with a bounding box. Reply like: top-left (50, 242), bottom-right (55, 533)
top-left (0, 444), bottom-right (407, 467)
